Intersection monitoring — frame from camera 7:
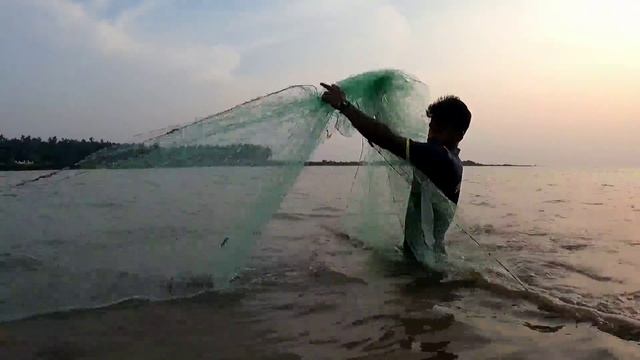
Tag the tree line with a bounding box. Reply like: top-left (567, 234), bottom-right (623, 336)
top-left (79, 143), bottom-right (273, 168)
top-left (0, 135), bottom-right (117, 170)
top-left (0, 135), bottom-right (275, 170)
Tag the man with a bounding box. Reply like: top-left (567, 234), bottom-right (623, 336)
top-left (320, 82), bottom-right (471, 265)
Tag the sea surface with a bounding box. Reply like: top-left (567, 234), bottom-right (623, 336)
top-left (1, 166), bottom-right (639, 359)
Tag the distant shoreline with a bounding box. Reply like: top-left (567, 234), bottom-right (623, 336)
top-left (1, 160), bottom-right (535, 171)
top-left (460, 160), bottom-right (535, 167)
top-left (303, 160), bottom-right (535, 167)
top-left (2, 135), bottom-right (535, 170)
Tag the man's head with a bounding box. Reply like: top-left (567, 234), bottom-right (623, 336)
top-left (426, 95), bottom-right (471, 147)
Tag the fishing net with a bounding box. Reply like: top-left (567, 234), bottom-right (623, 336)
top-left (78, 69), bottom-right (456, 272)
top-left (1, 70), bottom-right (495, 320)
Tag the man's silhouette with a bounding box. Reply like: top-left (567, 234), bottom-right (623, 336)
top-left (320, 82), bottom-right (471, 264)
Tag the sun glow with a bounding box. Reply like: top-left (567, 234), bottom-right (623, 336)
top-left (536, 0), bottom-right (640, 56)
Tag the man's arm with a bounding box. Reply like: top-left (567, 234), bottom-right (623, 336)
top-left (321, 83), bottom-right (407, 159)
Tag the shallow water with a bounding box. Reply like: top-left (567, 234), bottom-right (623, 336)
top-left (1, 166), bottom-right (639, 359)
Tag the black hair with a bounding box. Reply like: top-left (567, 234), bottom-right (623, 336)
top-left (426, 95), bottom-right (471, 135)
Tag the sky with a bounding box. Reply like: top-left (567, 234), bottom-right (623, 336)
top-left (1, 0), bottom-right (639, 166)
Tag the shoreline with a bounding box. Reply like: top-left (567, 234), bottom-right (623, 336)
top-left (0, 162), bottom-right (535, 171)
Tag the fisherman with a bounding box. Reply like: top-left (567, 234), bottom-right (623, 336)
top-left (320, 83), bottom-right (471, 266)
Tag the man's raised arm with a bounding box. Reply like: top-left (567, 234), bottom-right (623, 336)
top-left (321, 83), bottom-right (407, 160)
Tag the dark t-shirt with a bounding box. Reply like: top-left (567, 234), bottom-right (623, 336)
top-left (407, 139), bottom-right (463, 204)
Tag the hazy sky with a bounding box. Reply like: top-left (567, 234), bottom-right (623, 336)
top-left (1, 0), bottom-right (639, 166)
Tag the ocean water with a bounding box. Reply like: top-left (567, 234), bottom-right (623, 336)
top-left (1, 166), bottom-right (639, 359)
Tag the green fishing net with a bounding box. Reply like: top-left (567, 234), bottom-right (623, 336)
top-left (79, 69), bottom-right (456, 280)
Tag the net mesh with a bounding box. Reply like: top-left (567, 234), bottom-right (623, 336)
top-left (1, 69), bottom-right (527, 322)
top-left (78, 69), bottom-right (457, 281)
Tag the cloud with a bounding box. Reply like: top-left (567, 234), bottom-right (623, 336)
top-left (229, 0), bottom-right (416, 88)
top-left (0, 0), bottom-right (431, 142)
top-left (2, 0), bottom-right (638, 165)
top-left (32, 0), bottom-right (240, 82)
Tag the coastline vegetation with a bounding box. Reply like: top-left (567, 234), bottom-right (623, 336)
top-left (1, 134), bottom-right (532, 170)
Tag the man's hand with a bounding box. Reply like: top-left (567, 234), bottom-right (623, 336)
top-left (320, 83), bottom-right (347, 110)
top-left (321, 82), bottom-right (406, 160)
